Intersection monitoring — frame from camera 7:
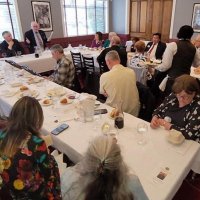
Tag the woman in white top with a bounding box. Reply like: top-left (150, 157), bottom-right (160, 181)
top-left (61, 135), bottom-right (149, 200)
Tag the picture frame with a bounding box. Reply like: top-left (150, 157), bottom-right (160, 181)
top-left (192, 3), bottom-right (200, 32)
top-left (31, 1), bottom-right (53, 31)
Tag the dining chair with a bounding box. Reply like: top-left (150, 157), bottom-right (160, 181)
top-left (82, 55), bottom-right (95, 74)
top-left (70, 51), bottom-right (84, 75)
top-left (70, 51), bottom-right (85, 91)
top-left (98, 61), bottom-right (108, 75)
top-left (82, 55), bottom-right (100, 96)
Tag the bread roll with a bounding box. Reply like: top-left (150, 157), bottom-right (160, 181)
top-left (20, 86), bottom-right (29, 91)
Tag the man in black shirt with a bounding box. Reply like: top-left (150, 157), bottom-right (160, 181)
top-left (97, 36), bottom-right (127, 72)
top-left (0, 31), bottom-right (24, 57)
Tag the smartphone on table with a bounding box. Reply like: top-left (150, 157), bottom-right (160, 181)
top-left (94, 109), bottom-right (108, 115)
top-left (51, 123), bottom-right (69, 135)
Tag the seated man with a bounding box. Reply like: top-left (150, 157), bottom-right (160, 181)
top-left (97, 36), bottom-right (127, 72)
top-left (49, 44), bottom-right (75, 88)
top-left (0, 31), bottom-right (24, 57)
top-left (145, 32), bottom-right (166, 60)
top-left (24, 21), bottom-right (48, 53)
top-left (99, 50), bottom-right (140, 116)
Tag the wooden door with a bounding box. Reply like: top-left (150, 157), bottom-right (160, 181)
top-left (130, 0), bottom-right (173, 42)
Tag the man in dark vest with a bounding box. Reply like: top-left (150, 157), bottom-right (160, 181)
top-left (155, 25), bottom-right (199, 96)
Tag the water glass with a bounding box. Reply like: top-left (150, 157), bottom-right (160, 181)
top-left (136, 122), bottom-right (148, 145)
top-left (1, 53), bottom-right (7, 58)
top-left (93, 113), bottom-right (102, 131)
top-left (16, 51), bottom-right (22, 57)
top-left (108, 125), bottom-right (119, 142)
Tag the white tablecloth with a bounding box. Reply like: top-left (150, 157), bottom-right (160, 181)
top-left (0, 48), bottom-right (101, 73)
top-left (0, 69), bottom-right (200, 200)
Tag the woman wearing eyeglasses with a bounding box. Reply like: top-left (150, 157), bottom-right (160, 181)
top-left (150, 74), bottom-right (200, 142)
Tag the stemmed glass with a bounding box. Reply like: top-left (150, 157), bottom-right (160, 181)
top-left (136, 122), bottom-right (148, 145)
top-left (1, 53), bottom-right (7, 58)
top-left (16, 51), bottom-right (22, 57)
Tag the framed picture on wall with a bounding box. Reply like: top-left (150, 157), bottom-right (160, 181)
top-left (31, 1), bottom-right (53, 31)
top-left (192, 3), bottom-right (200, 32)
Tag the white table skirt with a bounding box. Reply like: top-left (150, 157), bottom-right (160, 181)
top-left (0, 48), bottom-right (101, 73)
top-left (0, 69), bottom-right (200, 200)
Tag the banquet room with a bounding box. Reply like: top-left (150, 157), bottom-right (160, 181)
top-left (1, 0), bottom-right (200, 199)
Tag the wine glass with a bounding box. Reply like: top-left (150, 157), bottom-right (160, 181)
top-left (136, 122), bottom-right (148, 145)
top-left (16, 51), bottom-right (22, 57)
top-left (1, 53), bottom-right (7, 58)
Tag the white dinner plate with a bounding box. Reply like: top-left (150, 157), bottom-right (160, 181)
top-left (10, 81), bottom-right (22, 87)
top-left (0, 79), bottom-right (5, 85)
top-left (2, 89), bottom-right (18, 97)
top-left (17, 90), bottom-right (39, 99)
top-left (41, 99), bottom-right (53, 106)
top-left (59, 97), bottom-right (73, 105)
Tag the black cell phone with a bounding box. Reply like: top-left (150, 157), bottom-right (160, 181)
top-left (51, 123), bottom-right (69, 135)
top-left (94, 109), bottom-right (108, 115)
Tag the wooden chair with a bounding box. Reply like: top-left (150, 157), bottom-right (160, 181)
top-left (82, 55), bottom-right (95, 75)
top-left (70, 51), bottom-right (84, 75)
top-left (70, 51), bottom-right (85, 90)
top-left (82, 55), bottom-right (100, 96)
top-left (98, 62), bottom-right (108, 75)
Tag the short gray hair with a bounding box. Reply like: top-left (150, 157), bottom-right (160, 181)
top-left (105, 50), bottom-right (120, 62)
top-left (2, 31), bottom-right (10, 37)
top-left (50, 44), bottom-right (64, 53)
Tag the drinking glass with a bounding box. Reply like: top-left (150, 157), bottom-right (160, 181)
top-left (1, 53), bottom-right (7, 58)
top-left (136, 122), bottom-right (148, 145)
top-left (93, 113), bottom-right (102, 131)
top-left (17, 51), bottom-right (22, 57)
top-left (108, 125), bottom-right (119, 142)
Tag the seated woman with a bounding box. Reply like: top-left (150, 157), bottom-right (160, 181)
top-left (130, 37), bottom-right (140, 52)
top-left (129, 40), bottom-right (152, 84)
top-left (61, 135), bottom-right (148, 200)
top-left (91, 31), bottom-right (103, 48)
top-left (0, 31), bottom-right (24, 57)
top-left (150, 74), bottom-right (200, 142)
top-left (0, 96), bottom-right (61, 199)
top-left (103, 32), bottom-right (117, 48)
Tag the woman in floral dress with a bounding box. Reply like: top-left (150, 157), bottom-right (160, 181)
top-left (0, 96), bottom-right (61, 199)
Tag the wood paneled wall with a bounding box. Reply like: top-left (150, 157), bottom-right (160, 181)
top-left (130, 0), bottom-right (173, 42)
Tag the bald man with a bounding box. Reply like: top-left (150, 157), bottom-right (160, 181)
top-left (97, 36), bottom-right (127, 72)
top-left (24, 21), bottom-right (47, 53)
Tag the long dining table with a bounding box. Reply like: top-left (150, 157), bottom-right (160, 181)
top-left (0, 47), bottom-right (101, 73)
top-left (0, 66), bottom-right (200, 200)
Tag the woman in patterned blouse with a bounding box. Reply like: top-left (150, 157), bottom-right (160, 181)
top-left (0, 96), bottom-right (61, 199)
top-left (151, 74), bottom-right (200, 142)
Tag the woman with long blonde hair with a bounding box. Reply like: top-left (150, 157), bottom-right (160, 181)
top-left (0, 96), bottom-right (61, 200)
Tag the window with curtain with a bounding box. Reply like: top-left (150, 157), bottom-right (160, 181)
top-left (0, 0), bottom-right (21, 41)
top-left (63, 0), bottom-right (108, 36)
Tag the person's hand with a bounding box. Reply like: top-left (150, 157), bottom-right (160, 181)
top-left (158, 119), bottom-right (172, 130)
top-left (8, 40), bottom-right (14, 49)
top-left (26, 38), bottom-right (30, 44)
top-left (150, 115), bottom-right (160, 129)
